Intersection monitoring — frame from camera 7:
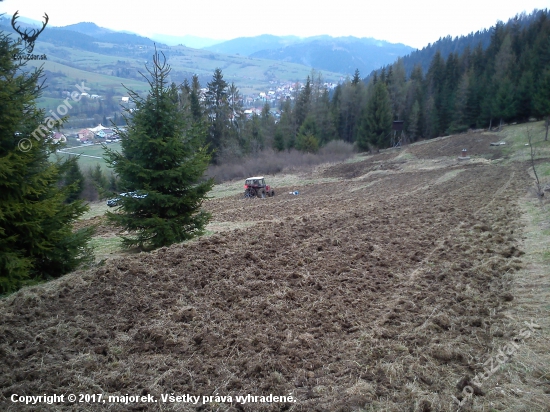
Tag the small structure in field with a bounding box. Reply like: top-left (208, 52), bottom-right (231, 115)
top-left (458, 148), bottom-right (470, 160)
top-left (391, 121), bottom-right (405, 147)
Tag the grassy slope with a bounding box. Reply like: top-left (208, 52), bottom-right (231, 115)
top-left (56, 142), bottom-right (119, 172)
top-left (28, 59), bottom-right (150, 95)
top-left (494, 122), bottom-right (550, 411)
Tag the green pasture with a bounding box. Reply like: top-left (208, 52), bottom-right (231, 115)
top-left (494, 121), bottom-right (550, 163)
top-left (56, 142), bottom-right (119, 172)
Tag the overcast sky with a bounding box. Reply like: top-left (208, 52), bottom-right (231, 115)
top-left (1, 0), bottom-right (548, 49)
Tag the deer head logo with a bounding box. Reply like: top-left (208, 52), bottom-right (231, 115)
top-left (11, 11), bottom-right (49, 54)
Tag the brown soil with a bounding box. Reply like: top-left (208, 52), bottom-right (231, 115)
top-left (320, 152), bottom-right (400, 179)
top-left (0, 140), bottom-right (538, 411)
top-left (73, 215), bottom-right (117, 238)
top-left (405, 131), bottom-right (504, 159)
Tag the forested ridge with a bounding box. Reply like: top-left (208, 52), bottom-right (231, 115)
top-left (258, 8), bottom-right (550, 152)
top-left (363, 8), bottom-right (550, 141)
top-left (390, 10), bottom-right (548, 76)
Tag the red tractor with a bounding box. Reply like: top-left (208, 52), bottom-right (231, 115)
top-left (244, 176), bottom-right (275, 198)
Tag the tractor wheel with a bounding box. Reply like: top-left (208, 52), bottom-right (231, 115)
top-left (271, 190), bottom-right (275, 197)
top-left (257, 189), bottom-right (266, 198)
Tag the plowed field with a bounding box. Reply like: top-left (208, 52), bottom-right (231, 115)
top-left (0, 132), bottom-right (541, 411)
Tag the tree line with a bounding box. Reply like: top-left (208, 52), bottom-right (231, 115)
top-left (373, 9), bottom-right (550, 143)
top-left (179, 9), bottom-right (549, 159)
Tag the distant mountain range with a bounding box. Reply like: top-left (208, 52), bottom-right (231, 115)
top-left (147, 34), bottom-right (223, 49)
top-left (1, 14), bottom-right (415, 77)
top-left (204, 34), bottom-right (302, 55)
top-left (49, 22), bottom-right (159, 47)
top-left (60, 22), bottom-right (116, 37)
top-left (206, 35), bottom-right (415, 76)
top-left (0, 18), bottom-right (345, 100)
top-left (50, 23), bottom-right (415, 77)
top-left (0, 19), bottom-right (159, 51)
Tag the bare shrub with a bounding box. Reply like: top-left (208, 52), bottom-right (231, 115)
top-left (205, 140), bottom-right (355, 183)
top-left (319, 140), bottom-right (356, 157)
top-left (527, 128), bottom-right (544, 199)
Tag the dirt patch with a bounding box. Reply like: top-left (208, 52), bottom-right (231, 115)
top-left (406, 131), bottom-right (505, 159)
top-left (73, 215), bottom-right (117, 238)
top-left (0, 159), bottom-right (535, 411)
top-left (320, 152), bottom-right (400, 179)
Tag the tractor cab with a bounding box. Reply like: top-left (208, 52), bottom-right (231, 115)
top-left (245, 177), bottom-right (265, 188)
top-left (244, 176), bottom-right (275, 198)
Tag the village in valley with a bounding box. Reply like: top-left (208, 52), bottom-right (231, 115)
top-left (76, 124), bottom-right (121, 144)
top-left (64, 79), bottom-right (340, 145)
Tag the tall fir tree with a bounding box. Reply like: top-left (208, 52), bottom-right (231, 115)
top-left (313, 89), bottom-right (337, 144)
top-left (275, 99), bottom-right (295, 150)
top-left (352, 69), bottom-right (361, 85)
top-left (404, 65), bottom-right (425, 140)
top-left (226, 82), bottom-right (245, 154)
top-left (295, 76), bottom-right (312, 127)
top-left (260, 103), bottom-right (275, 148)
top-left (242, 113), bottom-right (264, 154)
top-left (0, 30), bottom-right (93, 293)
top-left (190, 74), bottom-right (204, 124)
top-left (62, 159), bottom-right (85, 203)
top-left (534, 68), bottom-right (550, 141)
top-left (104, 50), bottom-right (213, 249)
top-left (448, 71), bottom-right (470, 133)
top-left (425, 50), bottom-right (446, 136)
top-left (387, 59), bottom-right (407, 121)
top-left (272, 129), bottom-right (285, 151)
top-left (205, 68), bottom-right (229, 163)
top-left (408, 100), bottom-right (421, 141)
top-left (356, 81), bottom-right (393, 150)
top-left (295, 114), bottom-right (319, 152)
top-left (515, 70), bottom-right (534, 122)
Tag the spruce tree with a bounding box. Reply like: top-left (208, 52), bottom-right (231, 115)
top-left (0, 30), bottom-right (93, 293)
top-left (295, 76), bottom-right (312, 127)
top-left (276, 99), bottom-right (295, 150)
top-left (88, 164), bottom-right (109, 199)
top-left (352, 69), bottom-right (361, 85)
top-left (408, 100), bottom-right (421, 140)
top-left (356, 81), bottom-right (393, 150)
top-left (426, 51), bottom-right (446, 136)
top-left (295, 115), bottom-right (319, 153)
top-left (260, 103), bottom-right (275, 148)
top-left (63, 159), bottom-right (85, 203)
top-left (190, 74), bottom-right (204, 124)
top-left (242, 113), bottom-right (263, 154)
top-left (104, 50), bottom-right (213, 249)
top-left (205, 68), bottom-right (229, 162)
top-left (515, 70), bottom-right (534, 122)
top-left (405, 65), bottom-right (425, 139)
top-left (534, 68), bottom-right (550, 141)
top-left (273, 128), bottom-right (285, 151)
top-left (313, 89), bottom-right (337, 145)
top-left (494, 77), bottom-right (516, 129)
top-left (227, 82), bottom-right (245, 154)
